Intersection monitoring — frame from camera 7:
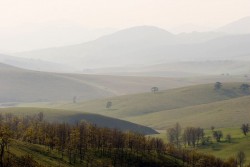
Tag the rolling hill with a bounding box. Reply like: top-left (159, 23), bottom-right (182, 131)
top-left (0, 53), bottom-right (76, 72)
top-left (85, 60), bottom-right (250, 77)
top-left (13, 26), bottom-right (250, 69)
top-left (217, 16), bottom-right (250, 34)
top-left (29, 83), bottom-right (250, 129)
top-left (0, 107), bottom-right (157, 135)
top-left (128, 95), bottom-right (250, 129)
top-left (2, 62), bottom-right (249, 103)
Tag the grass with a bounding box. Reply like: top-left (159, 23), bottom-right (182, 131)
top-left (21, 82), bottom-right (250, 129)
top-left (4, 62), bottom-right (242, 103)
top-left (151, 127), bottom-right (250, 164)
top-left (128, 95), bottom-right (250, 129)
top-left (9, 140), bottom-right (70, 167)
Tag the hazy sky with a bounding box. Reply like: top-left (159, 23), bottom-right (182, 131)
top-left (1, 0), bottom-right (250, 29)
top-left (0, 0), bottom-right (250, 52)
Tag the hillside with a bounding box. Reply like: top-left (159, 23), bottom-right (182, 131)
top-left (129, 95), bottom-right (250, 129)
top-left (13, 26), bottom-right (250, 68)
top-left (0, 107), bottom-right (157, 135)
top-left (0, 53), bottom-right (76, 72)
top-left (1, 62), bottom-right (217, 103)
top-left (2, 62), bottom-right (249, 103)
top-left (31, 83), bottom-right (250, 129)
top-left (86, 60), bottom-right (250, 77)
top-left (217, 16), bottom-right (250, 34)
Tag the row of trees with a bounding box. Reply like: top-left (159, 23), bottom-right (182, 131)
top-left (167, 123), bottom-right (206, 148)
top-left (167, 123), bottom-right (236, 147)
top-left (214, 82), bottom-right (250, 93)
top-left (0, 113), bottom-right (240, 167)
top-left (167, 123), bottom-right (250, 167)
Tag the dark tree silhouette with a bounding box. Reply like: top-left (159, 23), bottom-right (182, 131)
top-left (151, 87), bottom-right (159, 93)
top-left (106, 101), bottom-right (112, 109)
top-left (213, 130), bottom-right (223, 142)
top-left (214, 82), bottom-right (222, 90)
top-left (240, 84), bottom-right (249, 92)
top-left (73, 96), bottom-right (77, 103)
top-left (237, 151), bottom-right (246, 167)
top-left (241, 123), bottom-right (249, 136)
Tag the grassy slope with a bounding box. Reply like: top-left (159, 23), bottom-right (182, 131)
top-left (10, 140), bottom-right (70, 167)
top-left (0, 107), bottom-right (157, 135)
top-left (128, 95), bottom-right (250, 129)
top-left (9, 139), bottom-right (183, 167)
top-left (151, 127), bottom-right (250, 164)
top-left (36, 83), bottom-right (250, 129)
top-left (1, 62), bottom-right (249, 103)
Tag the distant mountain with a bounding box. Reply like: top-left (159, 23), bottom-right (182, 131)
top-left (13, 26), bottom-right (177, 68)
top-left (217, 16), bottom-right (250, 34)
top-left (0, 54), bottom-right (77, 72)
top-left (13, 25), bottom-right (250, 69)
top-left (86, 60), bottom-right (250, 77)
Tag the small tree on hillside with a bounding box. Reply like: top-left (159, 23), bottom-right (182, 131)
top-left (213, 130), bottom-right (223, 142)
top-left (151, 87), bottom-right (159, 93)
top-left (240, 84), bottom-right (250, 93)
top-left (241, 123), bottom-right (249, 136)
top-left (214, 82), bottom-right (222, 90)
top-left (226, 134), bottom-right (232, 143)
top-left (73, 96), bottom-right (77, 103)
top-left (237, 151), bottom-right (246, 167)
top-left (167, 123), bottom-right (181, 148)
top-left (106, 101), bottom-right (112, 109)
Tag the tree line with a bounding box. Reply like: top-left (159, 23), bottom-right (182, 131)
top-left (0, 113), bottom-right (246, 167)
top-left (167, 123), bottom-right (250, 167)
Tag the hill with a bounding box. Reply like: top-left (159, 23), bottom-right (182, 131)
top-left (0, 53), bottom-right (76, 72)
top-left (86, 60), bottom-right (250, 77)
top-left (129, 95), bottom-right (250, 129)
top-left (2, 62), bottom-right (249, 103)
top-left (0, 107), bottom-right (157, 135)
top-left (217, 16), bottom-right (250, 34)
top-left (1, 62), bottom-right (217, 103)
top-left (33, 83), bottom-right (250, 129)
top-left (13, 26), bottom-right (250, 68)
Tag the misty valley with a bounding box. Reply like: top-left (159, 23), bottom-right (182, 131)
top-left (1, 1), bottom-right (250, 166)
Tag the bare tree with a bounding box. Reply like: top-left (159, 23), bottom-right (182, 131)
top-left (237, 151), bottom-right (246, 167)
top-left (106, 101), bottom-right (112, 109)
top-left (73, 96), bottom-right (77, 103)
top-left (151, 87), bottom-right (159, 93)
top-left (167, 123), bottom-right (181, 147)
top-left (241, 123), bottom-right (249, 136)
top-left (213, 130), bottom-right (223, 142)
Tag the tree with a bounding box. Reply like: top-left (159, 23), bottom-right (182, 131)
top-left (182, 127), bottom-right (204, 147)
top-left (214, 82), bottom-right (222, 90)
top-left (106, 101), bottom-right (112, 109)
top-left (213, 130), bottom-right (223, 142)
top-left (237, 151), bottom-right (246, 167)
top-left (73, 96), bottom-right (77, 103)
top-left (167, 123), bottom-right (181, 147)
top-left (226, 134), bottom-right (232, 143)
top-left (37, 112), bottom-right (44, 122)
top-left (240, 84), bottom-right (249, 93)
top-left (151, 87), bottom-right (159, 93)
top-left (0, 126), bottom-right (12, 167)
top-left (241, 123), bottom-right (249, 136)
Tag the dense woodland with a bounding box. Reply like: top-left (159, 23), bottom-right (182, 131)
top-left (0, 112), bottom-right (248, 167)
